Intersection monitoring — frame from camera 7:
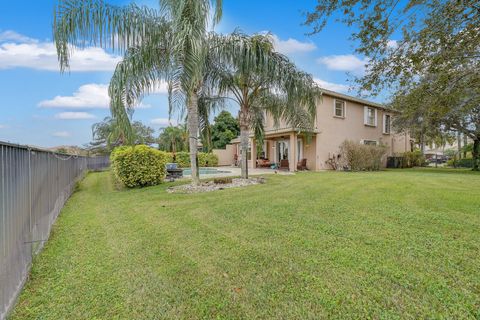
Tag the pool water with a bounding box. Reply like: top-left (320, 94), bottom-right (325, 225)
top-left (183, 168), bottom-right (231, 175)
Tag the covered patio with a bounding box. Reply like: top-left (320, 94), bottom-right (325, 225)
top-left (232, 130), bottom-right (317, 172)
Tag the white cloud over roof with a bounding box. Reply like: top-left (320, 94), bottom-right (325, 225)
top-left (316, 54), bottom-right (368, 74)
top-left (314, 78), bottom-right (349, 93)
top-left (270, 34), bottom-right (317, 55)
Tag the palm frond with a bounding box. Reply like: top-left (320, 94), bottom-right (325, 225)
top-left (54, 0), bottom-right (162, 71)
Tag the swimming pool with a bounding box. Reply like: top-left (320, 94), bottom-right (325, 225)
top-left (183, 168), bottom-right (231, 175)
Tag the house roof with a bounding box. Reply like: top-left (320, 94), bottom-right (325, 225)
top-left (320, 88), bottom-right (395, 111)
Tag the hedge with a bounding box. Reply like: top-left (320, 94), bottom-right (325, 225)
top-left (111, 145), bottom-right (168, 188)
top-left (168, 152), bottom-right (218, 168)
top-left (446, 158), bottom-right (473, 168)
top-left (339, 140), bottom-right (387, 171)
top-left (387, 151), bottom-right (427, 168)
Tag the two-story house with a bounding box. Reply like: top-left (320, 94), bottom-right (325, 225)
top-left (224, 89), bottom-right (412, 171)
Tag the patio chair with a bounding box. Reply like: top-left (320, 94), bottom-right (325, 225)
top-left (256, 158), bottom-right (271, 168)
top-left (297, 158), bottom-right (307, 170)
top-left (279, 159), bottom-right (289, 170)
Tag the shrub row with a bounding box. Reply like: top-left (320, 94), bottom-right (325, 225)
top-left (169, 152), bottom-right (219, 168)
top-left (111, 145), bottom-right (168, 188)
top-left (387, 151), bottom-right (427, 168)
top-left (446, 158), bottom-right (473, 168)
top-left (339, 140), bottom-right (388, 171)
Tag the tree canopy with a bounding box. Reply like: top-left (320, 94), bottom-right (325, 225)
top-left (305, 0), bottom-right (480, 170)
top-left (89, 117), bottom-right (155, 154)
top-left (158, 125), bottom-right (188, 153)
top-left (211, 111), bottom-right (239, 149)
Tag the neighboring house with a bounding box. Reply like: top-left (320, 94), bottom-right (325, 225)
top-left (423, 136), bottom-right (473, 158)
top-left (221, 89), bottom-right (412, 171)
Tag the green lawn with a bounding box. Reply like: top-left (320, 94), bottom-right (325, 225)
top-left (11, 169), bottom-right (480, 319)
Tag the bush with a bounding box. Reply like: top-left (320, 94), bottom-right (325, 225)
top-left (403, 150), bottom-right (427, 167)
top-left (172, 152), bottom-right (190, 168)
top-left (387, 150), bottom-right (427, 168)
top-left (339, 140), bottom-right (387, 171)
top-left (168, 152), bottom-right (219, 168)
top-left (213, 177), bottom-right (232, 184)
top-left (447, 158), bottom-right (473, 168)
top-left (199, 153), bottom-right (219, 167)
top-left (111, 145), bottom-right (168, 188)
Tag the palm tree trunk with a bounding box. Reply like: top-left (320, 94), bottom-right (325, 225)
top-left (239, 107), bottom-right (249, 179)
top-left (187, 91), bottom-right (200, 185)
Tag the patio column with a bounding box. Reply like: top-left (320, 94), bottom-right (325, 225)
top-left (289, 132), bottom-right (296, 172)
top-left (250, 138), bottom-right (257, 169)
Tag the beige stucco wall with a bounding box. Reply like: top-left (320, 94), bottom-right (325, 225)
top-left (314, 94), bottom-right (410, 169)
top-left (233, 92), bottom-right (412, 171)
top-left (263, 114), bottom-right (290, 133)
top-left (302, 135), bottom-right (317, 170)
top-left (212, 144), bottom-right (236, 166)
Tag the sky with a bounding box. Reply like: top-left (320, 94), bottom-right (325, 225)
top-left (0, 0), bottom-right (376, 147)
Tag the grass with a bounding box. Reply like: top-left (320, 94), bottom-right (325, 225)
top-left (11, 169), bottom-right (480, 319)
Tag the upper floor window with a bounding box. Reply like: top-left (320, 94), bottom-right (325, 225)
top-left (383, 114), bottom-right (391, 134)
top-left (334, 99), bottom-right (346, 118)
top-left (364, 106), bottom-right (377, 126)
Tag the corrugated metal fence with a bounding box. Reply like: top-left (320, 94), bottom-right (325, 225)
top-left (0, 141), bottom-right (109, 319)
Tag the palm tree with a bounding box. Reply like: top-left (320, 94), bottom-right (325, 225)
top-left (54, 0), bottom-right (222, 185)
top-left (108, 31), bottom-right (273, 181)
top-left (206, 34), bottom-right (321, 178)
top-left (158, 125), bottom-right (188, 153)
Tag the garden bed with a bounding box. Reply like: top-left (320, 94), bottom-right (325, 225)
top-left (167, 177), bottom-right (266, 193)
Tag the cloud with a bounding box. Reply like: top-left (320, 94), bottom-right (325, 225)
top-left (314, 78), bottom-right (349, 93)
top-left (52, 131), bottom-right (71, 138)
top-left (271, 35), bottom-right (316, 55)
top-left (38, 83), bottom-right (166, 109)
top-left (55, 112), bottom-right (96, 120)
top-left (317, 54), bottom-right (368, 74)
top-left (259, 32), bottom-right (316, 55)
top-left (0, 30), bottom-right (38, 43)
top-left (40, 84), bottom-right (111, 109)
top-left (0, 124), bottom-right (7, 129)
top-left (0, 30), bottom-right (121, 72)
top-left (387, 39), bottom-right (398, 49)
top-left (151, 118), bottom-right (178, 127)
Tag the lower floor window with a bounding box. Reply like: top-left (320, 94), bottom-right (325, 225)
top-left (363, 140), bottom-right (377, 146)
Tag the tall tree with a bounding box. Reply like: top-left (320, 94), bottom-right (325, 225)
top-left (390, 72), bottom-right (480, 170)
top-left (132, 121), bottom-right (156, 145)
top-left (89, 117), bottom-right (156, 154)
top-left (207, 34), bottom-right (321, 178)
top-left (211, 111), bottom-right (239, 149)
top-left (54, 0), bottom-right (223, 185)
top-left (304, 0), bottom-right (480, 170)
top-left (158, 125), bottom-right (188, 153)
